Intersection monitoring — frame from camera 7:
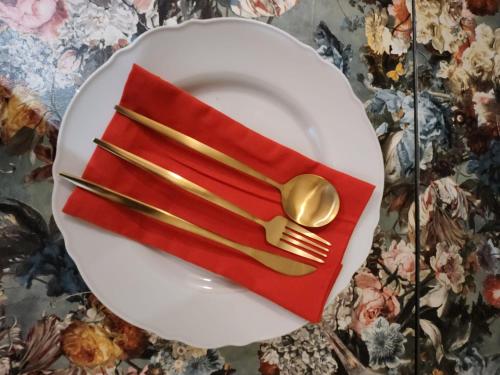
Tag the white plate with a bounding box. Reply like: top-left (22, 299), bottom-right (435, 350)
top-left (52, 18), bottom-right (384, 348)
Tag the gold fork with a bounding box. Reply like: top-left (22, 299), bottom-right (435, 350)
top-left (94, 139), bottom-right (331, 264)
top-left (60, 173), bottom-right (316, 276)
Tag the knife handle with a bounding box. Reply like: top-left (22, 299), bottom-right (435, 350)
top-left (60, 173), bottom-right (315, 277)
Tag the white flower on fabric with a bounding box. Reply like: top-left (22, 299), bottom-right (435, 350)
top-left (390, 36), bottom-right (411, 56)
top-left (365, 8), bottom-right (392, 55)
top-left (60, 0), bottom-right (138, 47)
top-left (430, 242), bottom-right (465, 294)
top-left (413, 0), bottom-right (440, 45)
top-left (382, 240), bottom-right (417, 282)
top-left (411, 0), bottom-right (469, 53)
top-left (437, 60), bottom-right (470, 95)
top-left (475, 24), bottom-right (495, 46)
top-left (462, 40), bottom-right (495, 81)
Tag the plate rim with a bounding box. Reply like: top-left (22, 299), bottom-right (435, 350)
top-left (52, 17), bottom-right (384, 347)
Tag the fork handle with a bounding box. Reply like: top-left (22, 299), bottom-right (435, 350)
top-left (115, 105), bottom-right (283, 190)
top-left (94, 139), bottom-right (267, 227)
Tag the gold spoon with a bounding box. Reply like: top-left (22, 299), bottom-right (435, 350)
top-left (115, 105), bottom-right (340, 228)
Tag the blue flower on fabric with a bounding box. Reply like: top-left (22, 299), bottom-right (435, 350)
top-left (468, 140), bottom-right (500, 194)
top-left (314, 21), bottom-right (352, 76)
top-left (367, 90), bottom-right (446, 178)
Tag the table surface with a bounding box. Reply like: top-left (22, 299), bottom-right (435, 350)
top-left (1, 1), bottom-right (499, 374)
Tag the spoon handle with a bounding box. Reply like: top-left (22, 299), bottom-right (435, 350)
top-left (115, 105), bottom-right (282, 190)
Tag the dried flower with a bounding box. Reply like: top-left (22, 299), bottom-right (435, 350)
top-left (0, 86), bottom-right (47, 143)
top-left (62, 321), bottom-right (123, 368)
top-left (104, 312), bottom-right (148, 359)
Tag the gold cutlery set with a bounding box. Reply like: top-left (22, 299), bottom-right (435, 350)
top-left (61, 106), bottom-right (340, 276)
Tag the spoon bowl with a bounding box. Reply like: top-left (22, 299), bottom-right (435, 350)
top-left (281, 174), bottom-right (340, 228)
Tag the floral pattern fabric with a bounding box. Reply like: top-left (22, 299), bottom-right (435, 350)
top-left (0, 0), bottom-right (498, 374)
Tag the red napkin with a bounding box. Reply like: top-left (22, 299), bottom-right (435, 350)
top-left (63, 65), bottom-right (375, 322)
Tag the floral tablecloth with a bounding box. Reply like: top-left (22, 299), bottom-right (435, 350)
top-left (0, 0), bottom-right (499, 374)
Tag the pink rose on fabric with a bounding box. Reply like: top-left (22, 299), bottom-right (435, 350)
top-left (57, 49), bottom-right (80, 73)
top-left (382, 240), bottom-right (417, 282)
top-left (351, 271), bottom-right (401, 334)
top-left (133, 0), bottom-right (153, 14)
top-left (0, 0), bottom-right (67, 40)
top-left (430, 242), bottom-right (465, 294)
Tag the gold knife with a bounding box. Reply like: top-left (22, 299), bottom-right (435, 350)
top-left (60, 173), bottom-right (316, 276)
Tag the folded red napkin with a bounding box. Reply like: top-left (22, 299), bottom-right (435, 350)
top-left (63, 64), bottom-right (375, 322)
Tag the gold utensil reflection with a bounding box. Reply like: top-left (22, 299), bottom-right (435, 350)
top-left (94, 139), bottom-right (330, 264)
top-left (60, 173), bottom-right (317, 277)
top-left (114, 105), bottom-right (340, 228)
